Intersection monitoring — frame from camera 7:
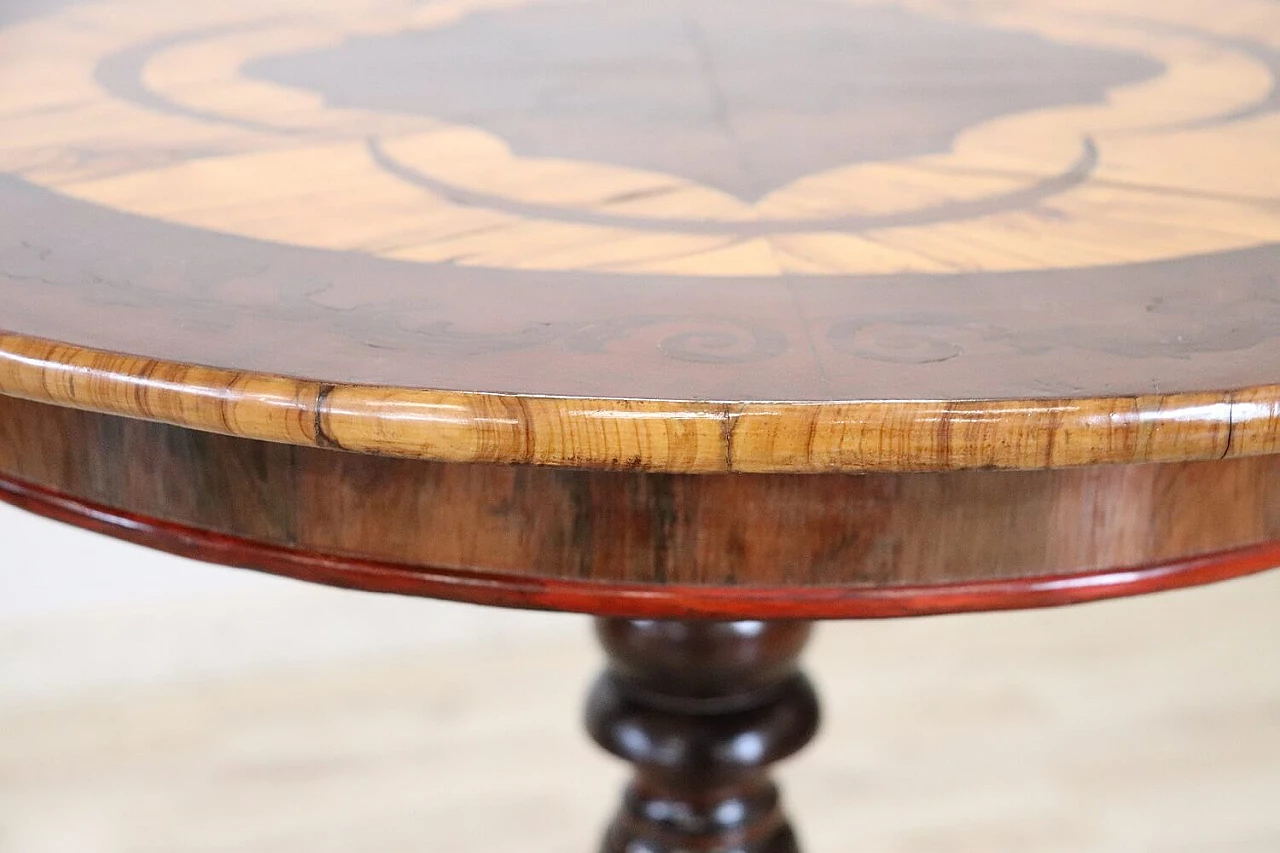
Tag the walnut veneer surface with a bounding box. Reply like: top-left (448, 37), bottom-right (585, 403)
top-left (0, 0), bottom-right (1278, 472)
top-left (7, 9), bottom-right (1280, 851)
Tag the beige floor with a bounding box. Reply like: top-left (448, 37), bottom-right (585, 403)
top-left (2, 569), bottom-right (1280, 853)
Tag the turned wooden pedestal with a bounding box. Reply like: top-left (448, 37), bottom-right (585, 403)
top-left (3, 0), bottom-right (1280, 847)
top-left (588, 620), bottom-right (817, 852)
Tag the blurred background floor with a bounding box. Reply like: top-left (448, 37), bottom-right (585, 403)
top-left (1, 503), bottom-right (1278, 853)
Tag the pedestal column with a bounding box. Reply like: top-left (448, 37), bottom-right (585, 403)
top-left (585, 619), bottom-right (819, 853)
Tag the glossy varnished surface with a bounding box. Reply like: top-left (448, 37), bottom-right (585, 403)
top-left (0, 0), bottom-right (1278, 470)
top-left (3, 393), bottom-right (1279, 617)
top-left (587, 620), bottom-right (817, 851)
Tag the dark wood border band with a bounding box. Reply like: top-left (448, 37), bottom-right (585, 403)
top-left (5, 473), bottom-right (1278, 620)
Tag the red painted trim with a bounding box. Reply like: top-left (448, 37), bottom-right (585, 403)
top-left (3, 473), bottom-right (1278, 620)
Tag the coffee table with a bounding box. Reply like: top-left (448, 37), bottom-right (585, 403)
top-left (2, 0), bottom-right (1279, 849)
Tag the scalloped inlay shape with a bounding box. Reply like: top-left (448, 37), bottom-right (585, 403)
top-left (0, 0), bottom-right (1279, 472)
top-left (246, 0), bottom-right (1160, 201)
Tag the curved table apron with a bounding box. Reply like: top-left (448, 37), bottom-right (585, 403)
top-left (2, 393), bottom-right (1279, 619)
top-left (3, 0), bottom-right (1280, 849)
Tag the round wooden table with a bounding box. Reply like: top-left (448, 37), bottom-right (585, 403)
top-left (3, 0), bottom-right (1279, 849)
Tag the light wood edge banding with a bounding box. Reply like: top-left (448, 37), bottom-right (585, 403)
top-left (2, 330), bottom-right (1278, 473)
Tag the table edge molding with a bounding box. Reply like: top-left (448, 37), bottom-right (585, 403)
top-left (4, 472), bottom-right (1277, 619)
top-left (2, 331), bottom-right (1279, 473)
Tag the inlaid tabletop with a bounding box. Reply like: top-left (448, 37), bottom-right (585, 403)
top-left (1, 0), bottom-right (1279, 471)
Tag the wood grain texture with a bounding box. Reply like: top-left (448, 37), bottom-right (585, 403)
top-left (2, 393), bottom-right (1278, 617)
top-left (587, 620), bottom-right (817, 852)
top-left (0, 0), bottom-right (1278, 472)
top-left (1, 333), bottom-right (1278, 473)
